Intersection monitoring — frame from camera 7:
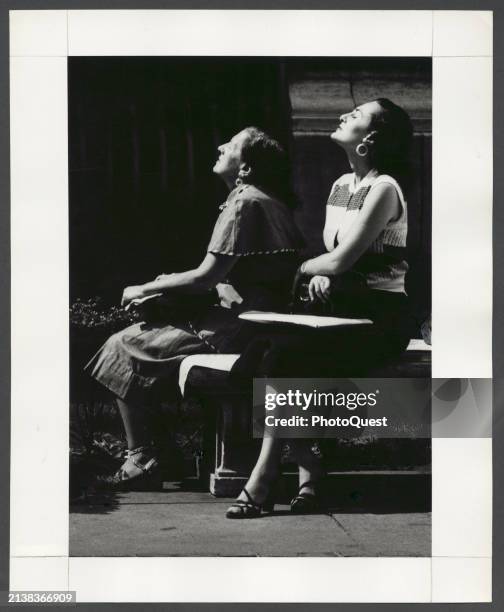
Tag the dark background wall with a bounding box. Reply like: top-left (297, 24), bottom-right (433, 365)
top-left (69, 57), bottom-right (292, 302)
top-left (69, 57), bottom-right (431, 318)
top-left (288, 58), bottom-right (432, 319)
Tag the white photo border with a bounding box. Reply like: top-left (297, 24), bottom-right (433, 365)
top-left (9, 9), bottom-right (493, 603)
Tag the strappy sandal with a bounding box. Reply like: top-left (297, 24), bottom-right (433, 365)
top-left (290, 481), bottom-right (321, 514)
top-left (225, 487), bottom-right (275, 519)
top-left (95, 445), bottom-right (162, 491)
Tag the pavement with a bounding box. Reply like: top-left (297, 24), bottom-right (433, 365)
top-left (70, 482), bottom-right (431, 557)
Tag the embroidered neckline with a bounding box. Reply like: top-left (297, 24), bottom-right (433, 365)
top-left (349, 168), bottom-right (378, 194)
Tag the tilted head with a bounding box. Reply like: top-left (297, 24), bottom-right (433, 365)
top-left (331, 98), bottom-right (413, 184)
top-left (214, 127), bottom-right (296, 206)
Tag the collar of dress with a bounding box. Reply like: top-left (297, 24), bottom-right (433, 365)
top-left (349, 168), bottom-right (379, 194)
top-left (219, 185), bottom-right (248, 211)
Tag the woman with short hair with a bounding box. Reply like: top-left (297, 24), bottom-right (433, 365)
top-left (86, 126), bottom-right (303, 489)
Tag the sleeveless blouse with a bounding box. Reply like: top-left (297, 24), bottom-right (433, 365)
top-left (323, 170), bottom-right (408, 293)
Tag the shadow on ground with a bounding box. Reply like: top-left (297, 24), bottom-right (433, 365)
top-left (69, 483), bottom-right (432, 557)
top-left (71, 472), bottom-right (431, 516)
top-left (70, 490), bottom-right (121, 515)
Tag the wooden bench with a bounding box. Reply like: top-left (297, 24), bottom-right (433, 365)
top-left (179, 338), bottom-right (431, 498)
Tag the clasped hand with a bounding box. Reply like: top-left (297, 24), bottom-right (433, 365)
top-left (216, 283), bottom-right (243, 309)
top-left (308, 275), bottom-right (331, 303)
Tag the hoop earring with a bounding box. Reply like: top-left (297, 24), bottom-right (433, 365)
top-left (235, 177), bottom-right (243, 186)
top-left (356, 143), bottom-right (368, 157)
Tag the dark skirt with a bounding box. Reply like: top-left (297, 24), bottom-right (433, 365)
top-left (229, 290), bottom-right (412, 379)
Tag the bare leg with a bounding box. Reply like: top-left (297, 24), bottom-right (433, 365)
top-left (235, 436), bottom-right (282, 504)
top-left (290, 440), bottom-right (324, 496)
top-left (114, 398), bottom-right (157, 479)
top-left (116, 398), bottom-right (151, 450)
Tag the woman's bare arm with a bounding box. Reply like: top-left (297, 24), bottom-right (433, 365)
top-left (121, 253), bottom-right (238, 306)
top-left (301, 183), bottom-right (401, 277)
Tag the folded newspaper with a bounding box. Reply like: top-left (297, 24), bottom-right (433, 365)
top-left (239, 310), bottom-right (373, 328)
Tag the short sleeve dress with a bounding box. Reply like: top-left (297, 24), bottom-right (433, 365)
top-left (85, 184), bottom-right (303, 402)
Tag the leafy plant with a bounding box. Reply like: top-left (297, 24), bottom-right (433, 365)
top-left (70, 297), bottom-right (140, 331)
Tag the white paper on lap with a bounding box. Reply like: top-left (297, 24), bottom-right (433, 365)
top-left (238, 310), bottom-right (373, 328)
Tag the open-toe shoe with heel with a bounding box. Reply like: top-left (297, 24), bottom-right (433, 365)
top-left (226, 486), bottom-right (275, 519)
top-left (290, 480), bottom-right (322, 514)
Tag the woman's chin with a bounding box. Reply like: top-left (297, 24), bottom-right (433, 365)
top-left (330, 131), bottom-right (342, 143)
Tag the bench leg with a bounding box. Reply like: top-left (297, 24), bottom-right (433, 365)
top-left (208, 396), bottom-right (258, 497)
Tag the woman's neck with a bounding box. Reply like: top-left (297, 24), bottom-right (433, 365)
top-left (223, 176), bottom-right (237, 191)
top-left (346, 150), bottom-right (374, 183)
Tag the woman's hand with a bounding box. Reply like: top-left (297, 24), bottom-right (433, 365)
top-left (216, 283), bottom-right (244, 309)
top-left (308, 275), bottom-right (331, 303)
top-left (121, 285), bottom-right (146, 307)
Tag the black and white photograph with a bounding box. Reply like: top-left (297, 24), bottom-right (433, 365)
top-left (68, 56), bottom-right (432, 557)
top-left (6, 7), bottom-right (494, 604)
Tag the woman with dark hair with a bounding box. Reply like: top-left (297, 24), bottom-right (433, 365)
top-left (86, 126), bottom-right (303, 489)
top-left (226, 99), bottom-right (414, 518)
